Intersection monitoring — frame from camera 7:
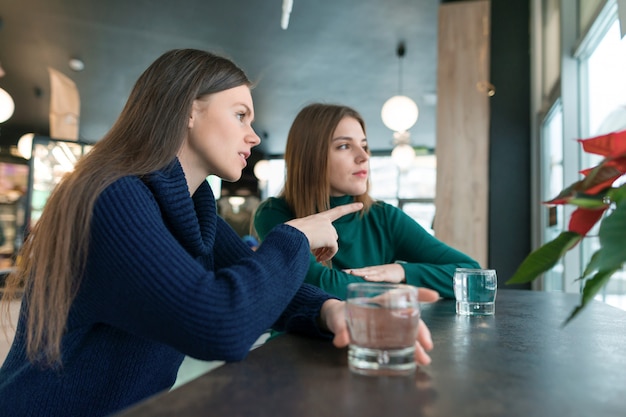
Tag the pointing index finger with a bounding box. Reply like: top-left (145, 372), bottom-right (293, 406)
top-left (322, 202), bottom-right (363, 222)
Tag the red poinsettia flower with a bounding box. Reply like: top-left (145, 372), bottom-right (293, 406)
top-left (509, 128), bottom-right (626, 325)
top-left (580, 164), bottom-right (623, 195)
top-left (546, 138), bottom-right (626, 204)
top-left (578, 129), bottom-right (626, 158)
top-left (567, 206), bottom-right (607, 236)
top-left (604, 155), bottom-right (626, 172)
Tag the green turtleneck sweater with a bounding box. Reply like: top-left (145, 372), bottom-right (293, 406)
top-left (254, 196), bottom-right (480, 299)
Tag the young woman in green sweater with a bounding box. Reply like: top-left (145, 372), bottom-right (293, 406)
top-left (254, 103), bottom-right (480, 300)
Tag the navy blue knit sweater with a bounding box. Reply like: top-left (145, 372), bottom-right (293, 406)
top-left (0, 160), bottom-right (333, 416)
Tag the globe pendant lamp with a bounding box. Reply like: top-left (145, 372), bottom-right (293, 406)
top-left (381, 95), bottom-right (418, 133)
top-left (18, 132), bottom-right (35, 159)
top-left (382, 42), bottom-right (418, 169)
top-left (0, 62), bottom-right (14, 123)
top-left (0, 87), bottom-right (14, 123)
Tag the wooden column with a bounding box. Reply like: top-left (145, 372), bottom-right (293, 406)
top-left (434, 0), bottom-right (491, 267)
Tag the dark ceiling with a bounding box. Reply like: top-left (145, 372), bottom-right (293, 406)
top-left (0, 0), bottom-right (441, 157)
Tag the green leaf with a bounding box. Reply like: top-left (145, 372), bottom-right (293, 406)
top-left (581, 249), bottom-right (602, 278)
top-left (563, 268), bottom-right (617, 326)
top-left (545, 181), bottom-right (585, 204)
top-left (507, 231), bottom-right (582, 284)
top-left (569, 192), bottom-right (610, 209)
top-left (607, 183), bottom-right (626, 203)
top-left (596, 201), bottom-right (626, 271)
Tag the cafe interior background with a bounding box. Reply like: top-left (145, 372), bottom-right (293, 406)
top-left (0, 0), bottom-right (624, 313)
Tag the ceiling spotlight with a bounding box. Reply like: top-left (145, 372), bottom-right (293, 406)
top-left (281, 0), bottom-right (293, 30)
top-left (69, 58), bottom-right (85, 72)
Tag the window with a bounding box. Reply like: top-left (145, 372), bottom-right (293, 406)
top-left (540, 101), bottom-right (565, 291)
top-left (534, 0), bottom-right (626, 309)
top-left (370, 155), bottom-right (436, 235)
top-left (578, 5), bottom-right (626, 310)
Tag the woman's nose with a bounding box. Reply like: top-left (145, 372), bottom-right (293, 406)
top-left (248, 128), bottom-right (261, 146)
top-left (356, 148), bottom-right (369, 162)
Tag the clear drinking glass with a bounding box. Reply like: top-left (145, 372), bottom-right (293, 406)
top-left (345, 282), bottom-right (420, 376)
top-left (453, 268), bottom-right (497, 315)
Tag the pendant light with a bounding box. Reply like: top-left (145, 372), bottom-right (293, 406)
top-left (0, 87), bottom-right (14, 123)
top-left (18, 132), bottom-right (35, 159)
top-left (381, 42), bottom-right (418, 170)
top-left (0, 62), bottom-right (14, 123)
top-left (254, 159), bottom-right (270, 182)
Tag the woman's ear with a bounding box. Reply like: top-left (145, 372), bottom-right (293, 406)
top-left (188, 100), bottom-right (198, 129)
top-left (188, 111), bottom-right (195, 129)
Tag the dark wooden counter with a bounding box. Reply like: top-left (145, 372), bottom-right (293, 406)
top-left (116, 290), bottom-right (626, 417)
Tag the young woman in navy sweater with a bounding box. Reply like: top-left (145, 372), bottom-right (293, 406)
top-left (0, 50), bottom-right (434, 416)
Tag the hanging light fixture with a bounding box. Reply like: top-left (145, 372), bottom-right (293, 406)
top-left (0, 88), bottom-right (14, 123)
top-left (18, 132), bottom-right (35, 159)
top-left (391, 134), bottom-right (416, 171)
top-left (382, 96), bottom-right (419, 132)
top-left (228, 196), bottom-right (246, 214)
top-left (381, 42), bottom-right (419, 170)
top-left (253, 159), bottom-right (270, 183)
top-left (0, 62), bottom-right (14, 123)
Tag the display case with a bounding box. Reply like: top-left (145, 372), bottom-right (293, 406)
top-left (0, 159), bottom-right (29, 270)
top-left (25, 136), bottom-right (93, 231)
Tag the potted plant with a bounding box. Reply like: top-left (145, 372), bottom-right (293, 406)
top-left (507, 129), bottom-right (626, 323)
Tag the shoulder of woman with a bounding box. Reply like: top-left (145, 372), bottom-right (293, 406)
top-left (368, 199), bottom-right (398, 214)
top-left (257, 196), bottom-right (290, 212)
top-left (103, 175), bottom-right (148, 195)
top-left (369, 200), bottom-right (413, 224)
top-left (96, 175), bottom-right (155, 207)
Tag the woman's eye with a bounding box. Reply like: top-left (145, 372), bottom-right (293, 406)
top-left (337, 143), bottom-right (349, 150)
top-left (236, 113), bottom-right (245, 121)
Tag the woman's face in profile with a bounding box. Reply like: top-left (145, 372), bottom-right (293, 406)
top-left (181, 85), bottom-right (261, 184)
top-left (327, 116), bottom-right (370, 197)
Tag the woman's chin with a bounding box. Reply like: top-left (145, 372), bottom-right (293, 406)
top-left (224, 175), bottom-right (242, 183)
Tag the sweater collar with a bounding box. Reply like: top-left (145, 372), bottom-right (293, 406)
top-left (144, 159), bottom-right (216, 257)
top-left (329, 195), bottom-right (355, 208)
top-left (329, 195), bottom-right (360, 223)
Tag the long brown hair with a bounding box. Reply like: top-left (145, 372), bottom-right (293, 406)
top-left (281, 103), bottom-right (374, 218)
top-left (0, 49), bottom-right (251, 366)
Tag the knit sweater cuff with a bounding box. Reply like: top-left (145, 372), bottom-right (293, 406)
top-left (274, 283), bottom-right (336, 340)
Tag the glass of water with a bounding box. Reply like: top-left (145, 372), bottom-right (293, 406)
top-left (453, 268), bottom-right (497, 316)
top-left (345, 282), bottom-right (420, 376)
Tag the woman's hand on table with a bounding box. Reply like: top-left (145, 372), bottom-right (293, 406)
top-left (343, 265), bottom-right (441, 303)
top-left (343, 263), bottom-right (406, 283)
top-left (319, 299), bottom-right (434, 366)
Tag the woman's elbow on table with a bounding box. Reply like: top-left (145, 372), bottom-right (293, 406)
top-left (175, 331), bottom-right (257, 363)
